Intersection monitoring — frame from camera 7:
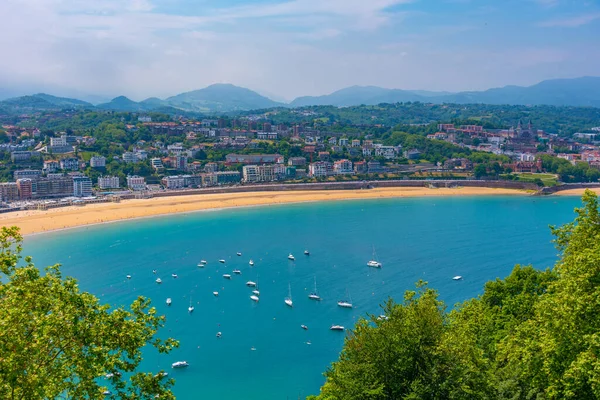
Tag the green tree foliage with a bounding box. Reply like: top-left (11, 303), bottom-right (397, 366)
top-left (312, 191), bottom-right (600, 399)
top-left (540, 154), bottom-right (600, 183)
top-left (0, 227), bottom-right (179, 399)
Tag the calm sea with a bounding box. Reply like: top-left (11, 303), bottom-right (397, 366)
top-left (23, 196), bottom-right (582, 399)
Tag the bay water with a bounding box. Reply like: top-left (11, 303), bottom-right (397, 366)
top-left (23, 196), bottom-right (583, 399)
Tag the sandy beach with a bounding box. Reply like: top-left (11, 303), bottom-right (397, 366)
top-left (0, 186), bottom-right (530, 235)
top-left (553, 188), bottom-right (600, 196)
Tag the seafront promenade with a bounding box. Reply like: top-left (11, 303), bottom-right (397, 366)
top-left (0, 179), bottom-right (541, 215)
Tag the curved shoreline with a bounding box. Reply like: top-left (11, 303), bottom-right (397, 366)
top-left (0, 186), bottom-right (536, 236)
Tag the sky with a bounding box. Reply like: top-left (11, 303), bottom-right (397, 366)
top-left (0, 0), bottom-right (599, 102)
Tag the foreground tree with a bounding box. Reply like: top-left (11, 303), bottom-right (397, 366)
top-left (0, 227), bottom-right (179, 399)
top-left (312, 190), bottom-right (600, 399)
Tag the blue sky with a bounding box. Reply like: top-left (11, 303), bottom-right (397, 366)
top-left (0, 0), bottom-right (599, 101)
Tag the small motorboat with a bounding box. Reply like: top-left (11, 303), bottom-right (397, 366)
top-left (301, 324), bottom-right (308, 330)
top-left (377, 315), bottom-right (389, 321)
top-left (223, 274), bottom-right (231, 279)
top-left (250, 346), bottom-right (257, 351)
top-left (126, 275), bottom-right (132, 279)
top-left (367, 260), bottom-right (382, 268)
top-left (250, 295), bottom-right (259, 302)
top-left (155, 278), bottom-right (162, 284)
top-left (252, 290), bottom-right (260, 296)
top-left (249, 260), bottom-right (254, 266)
top-left (288, 254), bottom-right (295, 261)
top-left (246, 281), bottom-right (257, 287)
top-left (453, 276), bottom-right (463, 281)
top-left (166, 298), bottom-right (172, 306)
top-left (216, 332), bottom-right (222, 338)
top-left (172, 273), bottom-right (178, 278)
top-left (233, 269), bottom-right (241, 275)
top-left (213, 291), bottom-right (219, 297)
top-left (153, 269), bottom-right (157, 274)
top-left (304, 250), bottom-right (310, 255)
top-left (330, 325), bottom-right (345, 331)
top-left (236, 252), bottom-right (242, 256)
top-left (197, 263), bottom-right (205, 268)
top-left (219, 259), bottom-right (226, 264)
top-left (171, 361), bottom-right (189, 368)
top-left (155, 372), bottom-right (168, 378)
top-left (188, 305), bottom-right (194, 313)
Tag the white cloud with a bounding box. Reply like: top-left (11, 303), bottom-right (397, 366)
top-left (538, 12), bottom-right (600, 27)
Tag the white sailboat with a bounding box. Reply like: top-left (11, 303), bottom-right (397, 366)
top-left (337, 289), bottom-right (353, 308)
top-left (223, 274), bottom-right (231, 279)
top-left (246, 281), bottom-right (257, 287)
top-left (288, 253), bottom-right (295, 261)
top-left (250, 294), bottom-right (259, 302)
top-left (367, 246), bottom-right (382, 268)
top-left (330, 325), bottom-right (345, 331)
top-left (233, 269), bottom-right (241, 275)
top-left (284, 283), bottom-right (293, 307)
top-left (155, 278), bottom-right (162, 284)
top-left (308, 276), bottom-right (321, 301)
top-left (171, 361), bottom-right (189, 368)
top-left (249, 260), bottom-right (254, 266)
top-left (166, 298), bottom-right (172, 306)
top-left (453, 275), bottom-right (463, 281)
top-left (188, 298), bottom-right (194, 313)
top-left (219, 259), bottom-right (226, 264)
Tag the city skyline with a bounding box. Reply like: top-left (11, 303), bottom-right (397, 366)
top-left (1, 0), bottom-right (599, 101)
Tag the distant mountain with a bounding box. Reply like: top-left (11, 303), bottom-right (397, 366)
top-left (2, 77), bottom-right (600, 114)
top-left (140, 97), bottom-right (168, 108)
top-left (439, 77), bottom-right (600, 107)
top-left (166, 83), bottom-right (284, 112)
top-left (0, 93), bottom-right (93, 109)
top-left (96, 96), bottom-right (151, 112)
top-left (290, 77), bottom-right (600, 108)
top-left (291, 86), bottom-right (424, 107)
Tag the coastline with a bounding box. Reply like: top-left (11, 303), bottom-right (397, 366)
top-left (552, 188), bottom-right (600, 196)
top-left (1, 186), bottom-right (532, 236)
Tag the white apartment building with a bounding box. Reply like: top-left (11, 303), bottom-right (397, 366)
top-left (90, 155), bottom-right (106, 168)
top-left (374, 146), bottom-right (398, 159)
top-left (309, 161), bottom-right (333, 177)
top-left (50, 136), bottom-right (67, 147)
top-left (333, 159), bottom-right (353, 175)
top-left (127, 175), bottom-right (146, 191)
top-left (242, 165), bottom-right (285, 183)
top-left (73, 176), bottom-right (92, 197)
top-left (98, 176), bottom-right (120, 189)
top-left (151, 158), bottom-right (164, 170)
top-left (123, 152), bottom-right (137, 163)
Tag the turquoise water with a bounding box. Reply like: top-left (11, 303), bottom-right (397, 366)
top-left (23, 196), bottom-right (582, 399)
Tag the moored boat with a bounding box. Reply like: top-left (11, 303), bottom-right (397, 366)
top-left (284, 283), bottom-right (293, 307)
top-left (171, 361), bottom-right (189, 368)
top-left (330, 325), bottom-right (345, 331)
top-left (223, 274), bottom-right (231, 279)
top-left (166, 298), bottom-right (172, 306)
